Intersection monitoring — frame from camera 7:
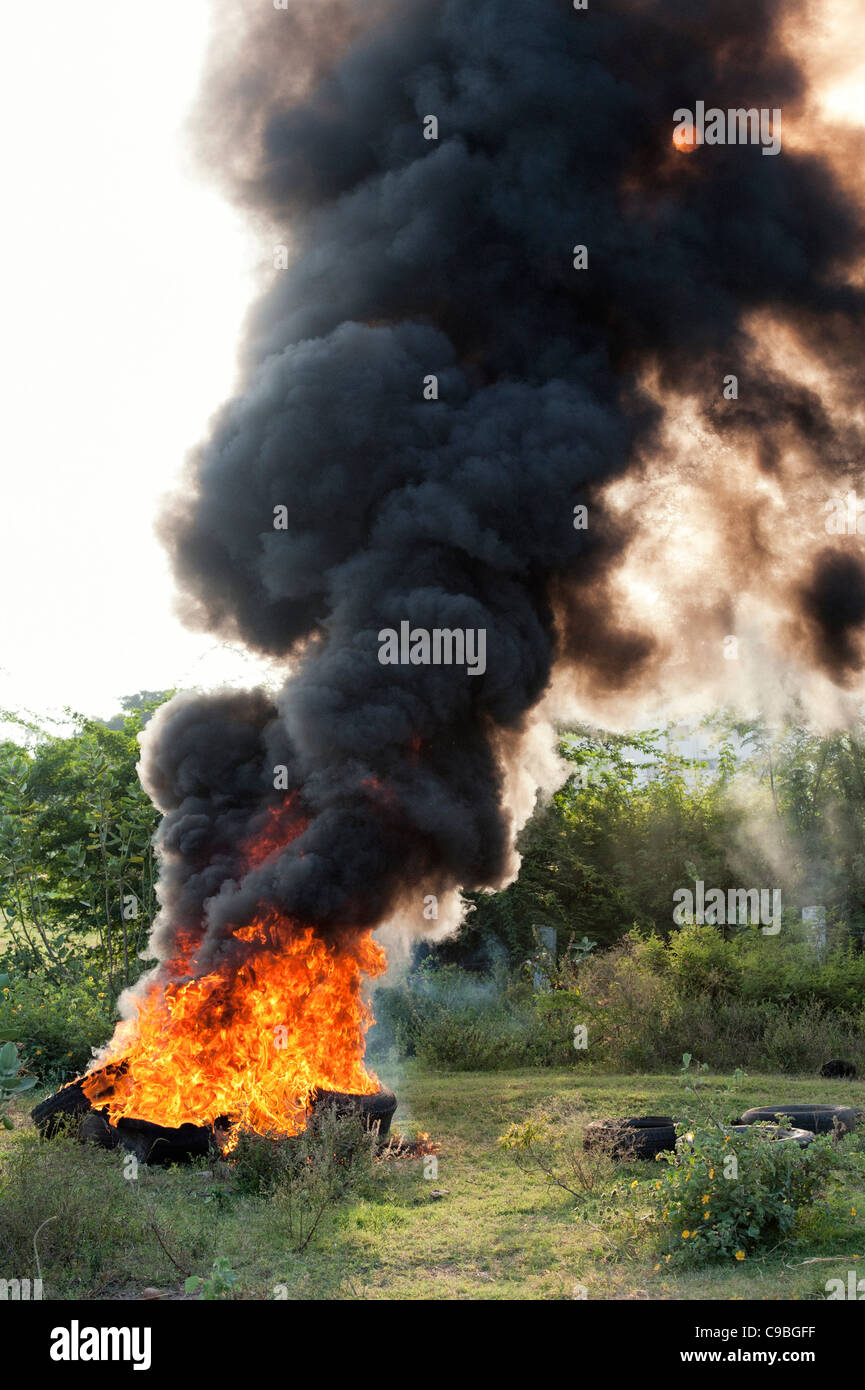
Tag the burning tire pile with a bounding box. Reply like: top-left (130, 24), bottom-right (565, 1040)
top-left (32, 1077), bottom-right (398, 1166)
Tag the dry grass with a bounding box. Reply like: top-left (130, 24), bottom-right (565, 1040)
top-left (1, 1064), bottom-right (863, 1300)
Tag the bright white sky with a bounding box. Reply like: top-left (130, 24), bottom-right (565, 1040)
top-left (0, 2), bottom-right (862, 737)
top-left (0, 0), bottom-right (273, 733)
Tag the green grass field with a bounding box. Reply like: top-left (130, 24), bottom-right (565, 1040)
top-left (2, 1065), bottom-right (863, 1301)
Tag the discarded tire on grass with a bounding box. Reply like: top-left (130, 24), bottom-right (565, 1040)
top-left (738, 1104), bottom-right (856, 1137)
top-left (310, 1085), bottom-right (397, 1137)
top-left (726, 1123), bottom-right (814, 1149)
top-left (583, 1115), bottom-right (677, 1161)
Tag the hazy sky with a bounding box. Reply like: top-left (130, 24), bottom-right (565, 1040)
top-left (1, 2), bottom-right (862, 736)
top-left (0, 1), bottom-right (273, 731)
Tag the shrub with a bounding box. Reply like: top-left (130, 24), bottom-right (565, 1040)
top-left (529, 989), bottom-right (587, 1064)
top-left (371, 963), bottom-right (580, 1070)
top-left (372, 929), bottom-right (865, 1073)
top-left (0, 1038), bottom-right (36, 1129)
top-left (0, 972), bottom-right (113, 1082)
top-left (575, 928), bottom-right (865, 1072)
top-left (500, 1097), bottom-right (616, 1195)
top-left (414, 1002), bottom-right (535, 1070)
top-left (267, 1108), bottom-right (378, 1252)
top-left (646, 1121), bottom-right (840, 1265)
top-left (666, 924), bottom-right (744, 1000)
top-left (185, 1256), bottom-right (239, 1301)
top-left (576, 934), bottom-right (673, 1069)
top-left (231, 1107), bottom-right (375, 1190)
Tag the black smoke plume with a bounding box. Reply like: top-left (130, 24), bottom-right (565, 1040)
top-left (139, 0), bottom-right (865, 981)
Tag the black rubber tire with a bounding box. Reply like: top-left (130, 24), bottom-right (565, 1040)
top-left (311, 1085), bottom-right (397, 1137)
top-left (78, 1109), bottom-right (119, 1150)
top-left (32, 1082), bottom-right (212, 1163)
top-left (113, 1116), bottom-right (213, 1165)
top-left (739, 1104), bottom-right (856, 1136)
top-left (583, 1115), bottom-right (677, 1161)
top-left (727, 1123), bottom-right (814, 1149)
top-left (31, 1079), bottom-right (92, 1139)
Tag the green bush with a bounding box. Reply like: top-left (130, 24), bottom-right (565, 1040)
top-left (375, 928), bottom-right (865, 1073)
top-left (0, 973), bottom-right (113, 1082)
top-left (0, 696), bottom-right (166, 991)
top-left (677, 996), bottom-right (864, 1073)
top-left (666, 925), bottom-right (744, 1000)
top-left (646, 1121), bottom-right (841, 1265)
top-left (0, 1037), bottom-right (36, 1128)
top-left (244, 1107), bottom-right (378, 1253)
top-left (574, 927), bottom-right (865, 1072)
top-left (230, 1106), bottom-right (376, 1198)
top-left (370, 964), bottom-right (581, 1070)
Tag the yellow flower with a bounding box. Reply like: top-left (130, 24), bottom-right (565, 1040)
top-left (701, 1194), bottom-right (711, 1204)
top-left (630, 1180), bottom-right (638, 1188)
top-left (734, 1250), bottom-right (745, 1261)
top-left (664, 1254), bottom-right (671, 1263)
top-left (708, 1169), bottom-right (715, 1179)
top-left (682, 1230), bottom-right (691, 1239)
top-left (653, 1263), bottom-right (661, 1271)
top-left (703, 1211), bottom-right (711, 1219)
top-left (685, 1132), bottom-right (694, 1143)
top-left (852, 1208), bottom-right (857, 1217)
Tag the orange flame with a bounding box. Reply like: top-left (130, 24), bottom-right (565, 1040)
top-left (81, 800), bottom-right (386, 1137)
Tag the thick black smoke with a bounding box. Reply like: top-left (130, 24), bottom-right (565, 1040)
top-left (144, 0), bottom-right (865, 975)
top-left (801, 552), bottom-right (865, 681)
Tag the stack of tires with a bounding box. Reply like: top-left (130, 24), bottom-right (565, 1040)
top-left (582, 1103), bottom-right (857, 1161)
top-left (583, 1115), bottom-right (677, 1161)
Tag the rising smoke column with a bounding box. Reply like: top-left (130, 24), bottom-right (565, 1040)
top-left (101, 0), bottom-right (865, 1091)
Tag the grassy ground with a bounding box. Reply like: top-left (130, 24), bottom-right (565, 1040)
top-left (2, 1064), bottom-right (863, 1301)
